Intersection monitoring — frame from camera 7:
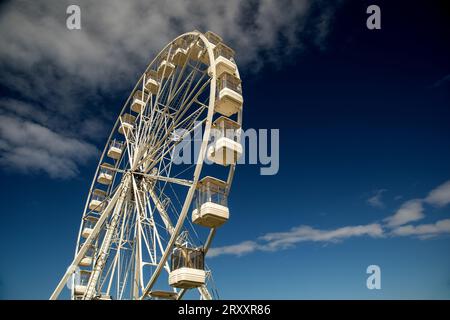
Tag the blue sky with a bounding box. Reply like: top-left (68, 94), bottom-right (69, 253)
top-left (0, 0), bottom-right (449, 299)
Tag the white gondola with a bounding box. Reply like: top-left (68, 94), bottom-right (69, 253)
top-left (171, 39), bottom-right (189, 66)
top-left (207, 117), bottom-right (242, 166)
top-left (118, 113), bottom-right (135, 135)
top-left (173, 47), bottom-right (188, 65)
top-left (74, 271), bottom-right (91, 297)
top-left (197, 49), bottom-right (210, 65)
top-left (187, 32), bottom-right (204, 61)
top-left (81, 228), bottom-right (93, 238)
top-left (88, 189), bottom-right (106, 212)
top-left (192, 176), bottom-right (229, 228)
top-left (144, 70), bottom-right (159, 94)
top-left (157, 55), bottom-right (175, 79)
top-left (205, 30), bottom-right (222, 48)
top-left (169, 268), bottom-right (206, 289)
top-left (214, 73), bottom-right (243, 117)
top-left (97, 163), bottom-right (114, 185)
top-left (148, 290), bottom-right (178, 300)
top-left (74, 285), bottom-right (87, 296)
top-left (198, 31), bottom-right (223, 64)
top-left (107, 140), bottom-right (124, 160)
top-left (131, 90), bottom-right (148, 113)
top-left (214, 43), bottom-right (237, 77)
top-left (189, 41), bottom-right (203, 61)
top-left (81, 216), bottom-right (98, 238)
top-left (169, 247), bottom-right (205, 289)
top-left (79, 256), bottom-right (93, 267)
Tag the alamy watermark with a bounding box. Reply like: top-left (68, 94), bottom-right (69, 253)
top-left (366, 264), bottom-right (381, 290)
top-left (67, 4), bottom-right (382, 31)
top-left (66, 5), bottom-right (81, 30)
top-left (366, 5), bottom-right (381, 30)
top-left (171, 123), bottom-right (280, 176)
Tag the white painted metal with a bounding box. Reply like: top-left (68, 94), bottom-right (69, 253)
top-left (207, 137), bottom-right (243, 165)
top-left (107, 140), bottom-right (123, 160)
top-left (215, 87), bottom-right (243, 117)
top-left (51, 30), bottom-right (243, 300)
top-left (169, 268), bottom-right (206, 288)
top-left (79, 257), bottom-right (93, 267)
top-left (192, 202), bottom-right (229, 228)
top-left (157, 60), bottom-right (175, 79)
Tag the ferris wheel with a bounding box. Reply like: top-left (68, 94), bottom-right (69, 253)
top-left (50, 30), bottom-right (244, 300)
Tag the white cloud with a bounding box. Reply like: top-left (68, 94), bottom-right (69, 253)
top-left (391, 219), bottom-right (450, 239)
top-left (260, 223), bottom-right (384, 248)
top-left (0, 114), bottom-right (99, 178)
top-left (209, 180), bottom-right (450, 258)
top-left (425, 180), bottom-right (450, 207)
top-left (383, 199), bottom-right (424, 227)
top-left (208, 241), bottom-right (258, 258)
top-left (0, 0), bottom-right (337, 100)
top-left (0, 99), bottom-right (50, 125)
top-left (367, 189), bottom-right (387, 208)
top-left (430, 74), bottom-right (450, 88)
top-left (208, 223), bottom-right (384, 257)
top-left (0, 0), bottom-right (339, 178)
top-left (383, 180), bottom-right (450, 228)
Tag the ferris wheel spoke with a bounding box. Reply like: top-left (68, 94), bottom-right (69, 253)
top-left (146, 183), bottom-right (175, 236)
top-left (139, 217), bottom-right (158, 269)
top-left (152, 72), bottom-right (172, 114)
top-left (168, 64), bottom-right (206, 113)
top-left (137, 181), bottom-right (179, 298)
top-left (168, 63), bottom-right (196, 106)
top-left (141, 182), bottom-right (199, 298)
top-left (141, 115), bottom-right (206, 174)
top-left (168, 37), bottom-right (202, 101)
top-left (141, 173), bottom-right (193, 188)
top-left (50, 182), bottom-right (125, 300)
top-left (199, 285), bottom-right (213, 300)
top-left (171, 74), bottom-right (209, 124)
top-left (144, 191), bottom-right (173, 273)
top-left (104, 192), bottom-right (133, 297)
top-left (83, 175), bottom-right (132, 299)
top-left (131, 174), bottom-right (157, 296)
top-left (140, 73), bottom-right (210, 164)
top-left (113, 201), bottom-right (136, 298)
top-left (162, 48), bottom-right (205, 112)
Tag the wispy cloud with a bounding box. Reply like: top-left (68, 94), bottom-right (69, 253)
top-left (383, 180), bottom-right (450, 227)
top-left (383, 199), bottom-right (424, 227)
top-left (0, 0), bottom-right (340, 178)
top-left (367, 189), bottom-right (387, 208)
top-left (260, 223), bottom-right (384, 247)
top-left (210, 180), bottom-right (450, 258)
top-left (425, 180), bottom-right (450, 207)
top-left (430, 74), bottom-right (450, 88)
top-left (0, 114), bottom-right (98, 178)
top-left (391, 219), bottom-right (450, 239)
top-left (208, 223), bottom-right (383, 257)
top-left (208, 241), bottom-right (259, 258)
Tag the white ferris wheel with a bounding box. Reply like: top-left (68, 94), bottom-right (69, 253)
top-left (50, 30), bottom-right (244, 300)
